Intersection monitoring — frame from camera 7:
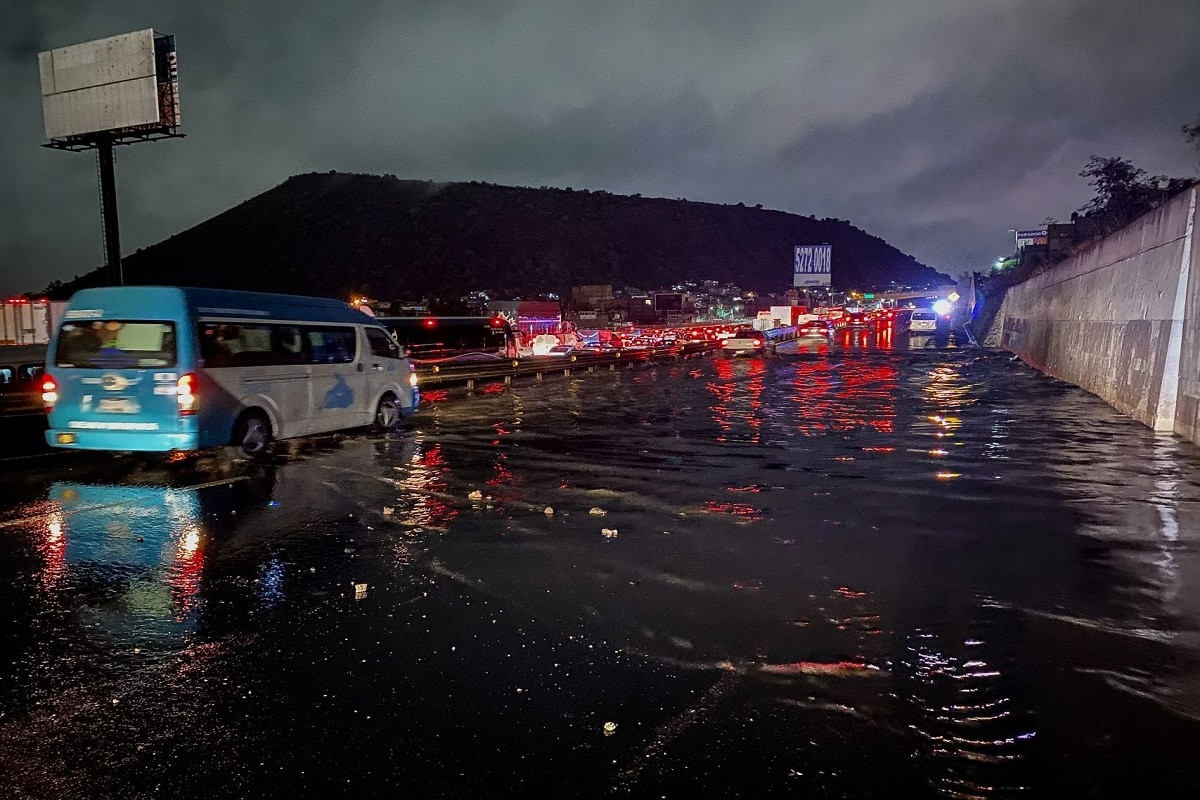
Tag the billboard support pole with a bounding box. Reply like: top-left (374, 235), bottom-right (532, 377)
top-left (39, 30), bottom-right (183, 291)
top-left (96, 138), bottom-right (122, 286)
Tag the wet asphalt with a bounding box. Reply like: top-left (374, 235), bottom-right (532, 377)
top-left (2, 334), bottom-right (1200, 798)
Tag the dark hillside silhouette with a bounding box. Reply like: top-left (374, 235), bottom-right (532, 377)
top-left (50, 173), bottom-right (946, 300)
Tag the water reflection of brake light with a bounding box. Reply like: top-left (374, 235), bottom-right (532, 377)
top-left (41, 376), bottom-right (58, 411)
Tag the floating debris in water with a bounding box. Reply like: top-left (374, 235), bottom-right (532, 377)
top-left (589, 507), bottom-right (608, 516)
top-left (544, 506), bottom-right (555, 516)
top-left (603, 721), bottom-right (618, 736)
top-left (354, 583), bottom-right (368, 600)
top-left (468, 490), bottom-right (484, 501)
top-left (601, 528), bottom-right (619, 539)
top-left (382, 507), bottom-right (394, 516)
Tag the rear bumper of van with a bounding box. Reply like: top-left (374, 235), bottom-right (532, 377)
top-left (46, 426), bottom-right (200, 452)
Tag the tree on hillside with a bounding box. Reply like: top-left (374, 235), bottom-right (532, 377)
top-left (1076, 155), bottom-right (1191, 235)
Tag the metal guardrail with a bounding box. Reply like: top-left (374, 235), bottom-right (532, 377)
top-left (414, 341), bottom-right (722, 388)
top-left (764, 325), bottom-right (800, 342)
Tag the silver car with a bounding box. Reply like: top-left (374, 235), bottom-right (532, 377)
top-left (721, 329), bottom-right (774, 355)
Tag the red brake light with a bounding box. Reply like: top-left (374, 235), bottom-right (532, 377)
top-left (177, 373), bottom-right (197, 416)
top-left (423, 318), bottom-right (436, 327)
top-left (41, 376), bottom-right (58, 410)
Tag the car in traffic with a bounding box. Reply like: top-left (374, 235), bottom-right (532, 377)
top-left (909, 310), bottom-right (938, 332)
top-left (545, 344), bottom-right (579, 356)
top-left (845, 310), bottom-right (871, 328)
top-left (797, 319), bottom-right (835, 338)
top-left (0, 345), bottom-right (47, 419)
top-left (721, 328), bottom-right (774, 355)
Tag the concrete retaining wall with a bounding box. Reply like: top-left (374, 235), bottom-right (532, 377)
top-left (998, 186), bottom-right (1199, 440)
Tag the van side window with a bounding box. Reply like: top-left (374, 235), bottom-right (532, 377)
top-left (201, 322), bottom-right (310, 367)
top-left (272, 326), bottom-right (307, 364)
top-left (307, 327), bottom-right (357, 364)
top-left (202, 323), bottom-right (271, 367)
top-left (365, 327), bottom-right (400, 359)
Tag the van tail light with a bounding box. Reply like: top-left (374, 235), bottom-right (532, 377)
top-left (41, 376), bottom-right (58, 411)
top-left (176, 373), bottom-right (197, 416)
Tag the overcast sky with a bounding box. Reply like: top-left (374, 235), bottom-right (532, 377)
top-left (2, 0), bottom-right (1198, 296)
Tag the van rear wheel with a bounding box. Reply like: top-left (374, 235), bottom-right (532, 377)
top-left (233, 411), bottom-right (272, 458)
top-left (373, 393), bottom-right (401, 432)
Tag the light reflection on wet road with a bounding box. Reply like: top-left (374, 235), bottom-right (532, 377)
top-left (2, 347), bottom-right (1200, 798)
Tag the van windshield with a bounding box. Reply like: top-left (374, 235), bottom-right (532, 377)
top-left (55, 321), bottom-right (177, 369)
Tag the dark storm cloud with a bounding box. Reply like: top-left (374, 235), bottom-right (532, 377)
top-left (1, 0), bottom-right (1198, 295)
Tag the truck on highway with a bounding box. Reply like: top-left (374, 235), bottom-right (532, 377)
top-left (1, 298), bottom-right (67, 345)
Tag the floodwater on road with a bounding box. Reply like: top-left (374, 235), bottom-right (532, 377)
top-left (2, 348), bottom-right (1199, 798)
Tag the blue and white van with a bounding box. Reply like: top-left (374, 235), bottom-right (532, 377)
top-left (44, 287), bottom-right (418, 455)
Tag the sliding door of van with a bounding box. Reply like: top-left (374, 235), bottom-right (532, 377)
top-left (306, 325), bottom-right (365, 432)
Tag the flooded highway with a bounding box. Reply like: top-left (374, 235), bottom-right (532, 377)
top-left (2, 344), bottom-right (1200, 798)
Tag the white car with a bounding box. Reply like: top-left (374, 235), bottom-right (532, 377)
top-left (721, 329), bottom-right (774, 355)
top-left (909, 311), bottom-right (938, 332)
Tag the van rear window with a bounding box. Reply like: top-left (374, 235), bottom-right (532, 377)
top-left (55, 321), bottom-right (177, 368)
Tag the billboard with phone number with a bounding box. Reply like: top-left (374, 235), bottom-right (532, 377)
top-left (794, 245), bottom-right (832, 288)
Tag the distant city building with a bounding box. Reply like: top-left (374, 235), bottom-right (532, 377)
top-left (572, 284), bottom-right (613, 309)
top-left (561, 280), bottom-right (777, 325)
top-left (1015, 222), bottom-right (1078, 270)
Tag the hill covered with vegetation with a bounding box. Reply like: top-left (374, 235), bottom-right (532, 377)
top-left (50, 172), bottom-right (945, 302)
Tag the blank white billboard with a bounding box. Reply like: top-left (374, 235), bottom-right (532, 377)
top-left (39, 29), bottom-right (163, 139)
